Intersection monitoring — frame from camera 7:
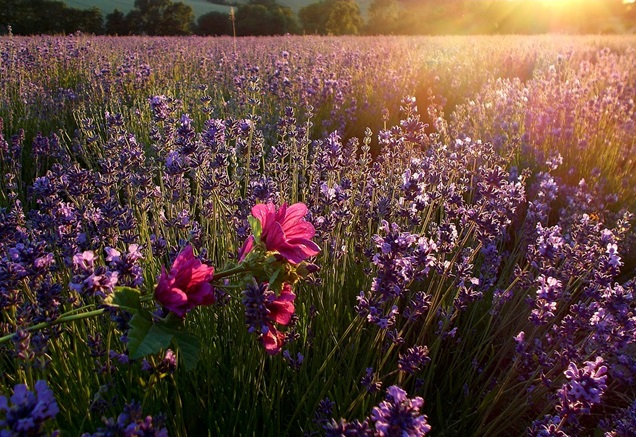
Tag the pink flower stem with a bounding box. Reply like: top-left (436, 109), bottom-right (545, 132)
top-left (212, 264), bottom-right (250, 281)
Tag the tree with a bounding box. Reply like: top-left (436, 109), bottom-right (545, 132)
top-left (325, 0), bottom-right (363, 35)
top-left (235, 1), bottom-right (299, 36)
top-left (67, 7), bottom-right (104, 34)
top-left (269, 3), bottom-right (299, 34)
top-left (0, 0), bottom-right (20, 33)
top-left (299, 0), bottom-right (362, 35)
top-left (130, 0), bottom-right (168, 34)
top-left (22, 0), bottom-right (67, 34)
top-left (125, 0), bottom-right (194, 35)
top-left (196, 11), bottom-right (232, 36)
top-left (365, 0), bottom-right (402, 34)
top-left (106, 9), bottom-right (130, 35)
top-left (162, 2), bottom-right (195, 35)
top-left (298, 1), bottom-right (328, 34)
top-left (0, 0), bottom-right (103, 34)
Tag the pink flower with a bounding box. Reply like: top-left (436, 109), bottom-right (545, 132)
top-left (154, 245), bottom-right (215, 318)
top-left (243, 281), bottom-right (296, 355)
top-left (262, 283), bottom-right (296, 354)
top-left (247, 202), bottom-right (320, 264)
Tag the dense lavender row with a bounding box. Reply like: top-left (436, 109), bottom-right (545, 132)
top-left (0, 35), bottom-right (635, 435)
top-left (2, 35), bottom-right (634, 208)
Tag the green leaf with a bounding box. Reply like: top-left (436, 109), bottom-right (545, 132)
top-left (269, 267), bottom-right (282, 291)
top-left (248, 215), bottom-right (262, 243)
top-left (172, 331), bottom-right (201, 372)
top-left (104, 286), bottom-right (142, 313)
top-left (127, 314), bottom-right (175, 360)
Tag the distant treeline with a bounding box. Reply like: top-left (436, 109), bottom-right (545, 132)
top-left (206, 0), bottom-right (240, 6)
top-left (1, 0), bottom-right (635, 36)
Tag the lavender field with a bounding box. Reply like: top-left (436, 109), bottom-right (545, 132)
top-left (0, 34), bottom-right (635, 436)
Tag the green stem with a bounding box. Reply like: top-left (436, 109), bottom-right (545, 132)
top-left (0, 308), bottom-right (106, 345)
top-left (213, 264), bottom-right (249, 281)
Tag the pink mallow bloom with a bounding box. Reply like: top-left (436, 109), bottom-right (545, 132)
top-left (245, 202), bottom-right (320, 264)
top-left (262, 283), bottom-right (296, 354)
top-left (243, 281), bottom-right (296, 355)
top-left (154, 245), bottom-right (215, 318)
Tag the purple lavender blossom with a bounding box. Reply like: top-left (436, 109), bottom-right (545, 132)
top-left (324, 418), bottom-right (373, 437)
top-left (69, 250), bottom-right (119, 299)
top-left (600, 399), bottom-right (636, 437)
top-left (104, 244), bottom-right (144, 287)
top-left (559, 356), bottom-right (608, 415)
top-left (402, 291), bottom-right (431, 321)
top-left (81, 400), bottom-right (167, 437)
top-left (398, 346), bottom-right (431, 374)
top-left (360, 367), bottom-right (383, 394)
top-left (370, 386), bottom-right (431, 436)
top-left (282, 350), bottom-right (304, 371)
top-left (529, 275), bottom-right (564, 325)
top-left (527, 415), bottom-right (568, 437)
top-left (0, 380), bottom-right (59, 435)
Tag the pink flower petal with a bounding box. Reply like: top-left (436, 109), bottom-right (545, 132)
top-left (187, 282), bottom-right (215, 306)
top-left (267, 287), bottom-right (296, 325)
top-left (279, 283), bottom-right (295, 298)
top-left (261, 325), bottom-right (285, 355)
top-left (280, 203), bottom-right (309, 233)
top-left (238, 236), bottom-right (255, 262)
top-left (186, 263), bottom-right (215, 286)
top-left (249, 202), bottom-right (321, 265)
top-left (286, 238), bottom-right (321, 257)
top-left (265, 222), bottom-right (287, 251)
top-left (277, 239), bottom-right (321, 264)
top-left (275, 246), bottom-right (306, 265)
top-left (171, 245), bottom-right (194, 272)
top-left (154, 246), bottom-right (216, 317)
top-left (251, 203), bottom-right (269, 224)
top-left (275, 202), bottom-right (288, 223)
top-left (283, 221), bottom-right (316, 240)
top-left (160, 286), bottom-right (189, 308)
top-left (252, 203), bottom-right (276, 240)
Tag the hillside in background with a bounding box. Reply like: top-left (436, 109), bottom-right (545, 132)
top-left (64, 0), bottom-right (372, 17)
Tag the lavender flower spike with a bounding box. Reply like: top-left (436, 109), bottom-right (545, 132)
top-left (371, 385), bottom-right (431, 436)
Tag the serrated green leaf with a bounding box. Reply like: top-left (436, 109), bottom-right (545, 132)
top-left (248, 215), bottom-right (262, 243)
top-left (172, 332), bottom-right (200, 372)
top-left (104, 286), bottom-right (142, 313)
top-left (127, 314), bottom-right (174, 360)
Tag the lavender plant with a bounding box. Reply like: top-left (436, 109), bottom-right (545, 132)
top-left (0, 34), bottom-right (634, 436)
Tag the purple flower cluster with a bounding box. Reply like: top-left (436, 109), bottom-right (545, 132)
top-left (528, 358), bottom-right (608, 435)
top-left (0, 380), bottom-right (59, 436)
top-left (360, 368), bottom-right (383, 394)
top-left (355, 221), bottom-right (437, 331)
top-left (600, 398), bottom-right (636, 437)
top-left (81, 400), bottom-right (167, 437)
top-left (69, 250), bottom-right (119, 299)
top-left (558, 357), bottom-right (608, 417)
top-left (325, 386), bottom-right (431, 437)
top-left (398, 346), bottom-right (431, 375)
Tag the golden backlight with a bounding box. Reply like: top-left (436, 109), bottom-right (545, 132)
top-left (497, 0), bottom-right (629, 33)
